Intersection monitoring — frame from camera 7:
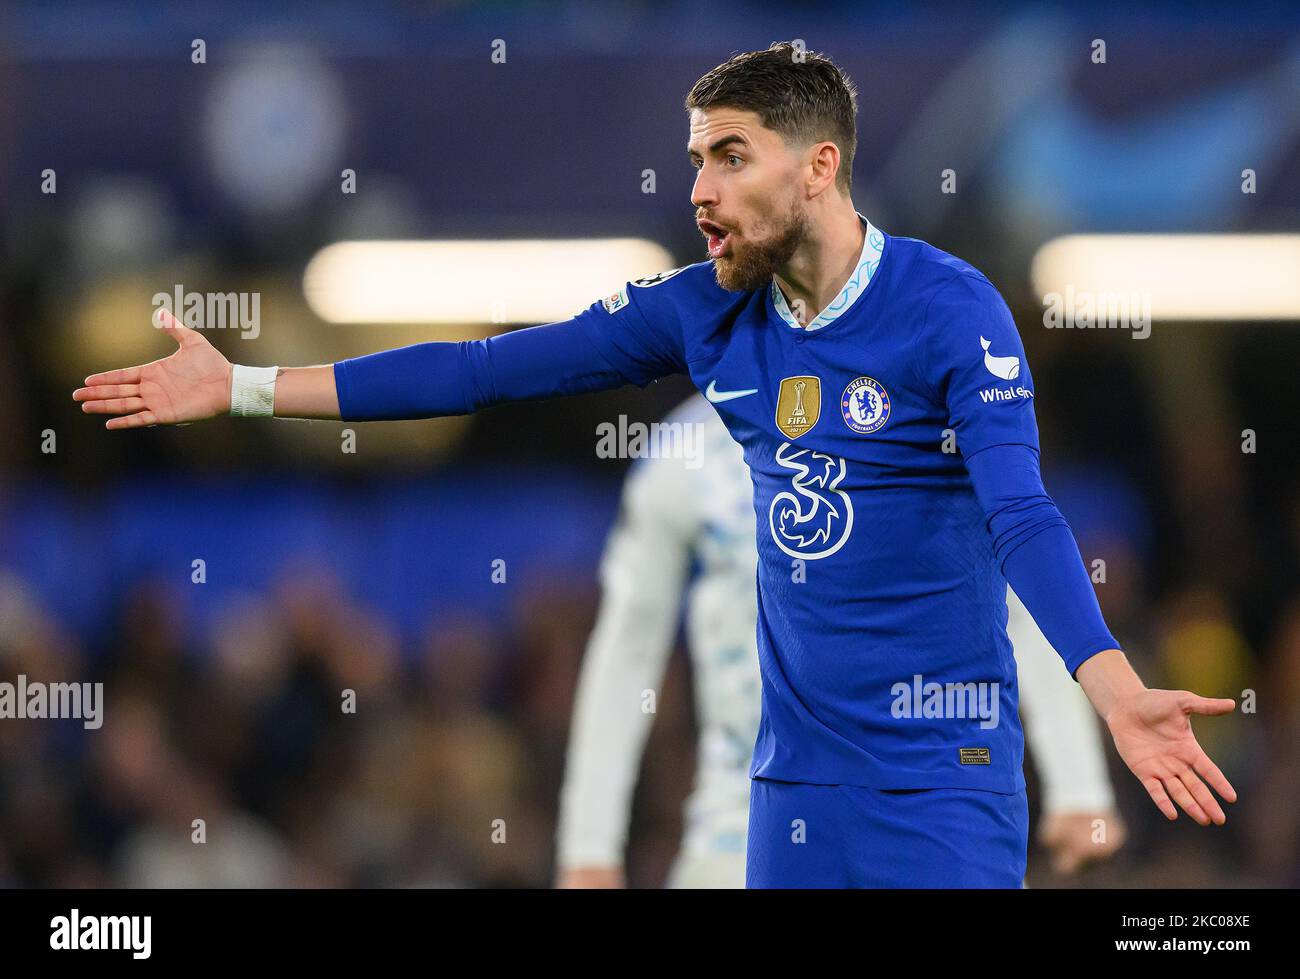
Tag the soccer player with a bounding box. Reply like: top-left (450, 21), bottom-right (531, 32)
top-left (74, 43), bottom-right (1235, 888)
top-left (556, 395), bottom-right (1122, 888)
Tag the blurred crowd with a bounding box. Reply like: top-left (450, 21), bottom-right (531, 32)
top-left (0, 563), bottom-right (701, 888)
top-left (1, 463), bottom-right (1297, 889)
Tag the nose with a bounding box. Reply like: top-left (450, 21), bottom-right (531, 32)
top-left (691, 167), bottom-right (718, 210)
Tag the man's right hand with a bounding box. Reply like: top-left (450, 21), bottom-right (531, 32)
top-left (556, 866), bottom-right (626, 889)
top-left (73, 309), bottom-right (233, 428)
top-left (1039, 809), bottom-right (1126, 875)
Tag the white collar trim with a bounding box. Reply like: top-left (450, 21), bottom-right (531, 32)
top-left (771, 214), bottom-right (885, 332)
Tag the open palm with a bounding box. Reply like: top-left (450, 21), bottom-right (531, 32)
top-left (73, 310), bottom-right (232, 429)
top-left (1106, 688), bottom-right (1236, 825)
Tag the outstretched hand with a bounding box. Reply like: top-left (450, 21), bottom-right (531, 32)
top-left (1105, 687), bottom-right (1237, 825)
top-left (73, 309), bottom-right (232, 429)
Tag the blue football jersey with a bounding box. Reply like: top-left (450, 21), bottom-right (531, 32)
top-left (576, 218), bottom-right (1042, 792)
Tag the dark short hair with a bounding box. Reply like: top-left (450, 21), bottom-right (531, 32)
top-left (685, 42), bottom-right (858, 193)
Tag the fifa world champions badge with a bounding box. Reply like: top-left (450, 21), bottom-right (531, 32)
top-left (775, 376), bottom-right (821, 439)
top-left (841, 376), bottom-right (891, 434)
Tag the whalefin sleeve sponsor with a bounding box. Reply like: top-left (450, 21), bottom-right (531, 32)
top-left (920, 272), bottom-right (1040, 459)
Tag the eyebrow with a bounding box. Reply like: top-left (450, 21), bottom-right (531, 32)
top-left (687, 134), bottom-right (749, 158)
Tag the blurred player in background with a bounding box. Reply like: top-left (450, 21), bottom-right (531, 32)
top-left (557, 395), bottom-right (1123, 887)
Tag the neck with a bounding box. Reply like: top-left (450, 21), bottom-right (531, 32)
top-left (773, 198), bottom-right (864, 325)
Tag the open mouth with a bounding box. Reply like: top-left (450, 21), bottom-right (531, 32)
top-left (697, 219), bottom-right (733, 259)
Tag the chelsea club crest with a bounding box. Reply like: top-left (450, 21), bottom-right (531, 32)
top-left (841, 376), bottom-right (890, 434)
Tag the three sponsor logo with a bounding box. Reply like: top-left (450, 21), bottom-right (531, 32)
top-left (727, 335), bottom-right (1030, 561)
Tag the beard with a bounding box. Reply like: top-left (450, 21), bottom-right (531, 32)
top-left (711, 200), bottom-right (809, 292)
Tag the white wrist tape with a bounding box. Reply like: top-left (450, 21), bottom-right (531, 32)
top-left (230, 365), bottom-right (279, 418)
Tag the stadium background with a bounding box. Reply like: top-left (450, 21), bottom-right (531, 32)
top-left (1, 1), bottom-right (1298, 887)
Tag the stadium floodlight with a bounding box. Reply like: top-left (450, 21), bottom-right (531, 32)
top-left (303, 238), bottom-right (674, 325)
top-left (1030, 234), bottom-right (1300, 321)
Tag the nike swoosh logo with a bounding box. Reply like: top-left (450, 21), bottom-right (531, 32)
top-left (705, 380), bottom-right (759, 403)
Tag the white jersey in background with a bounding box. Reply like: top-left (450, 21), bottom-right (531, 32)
top-left (557, 395), bottom-right (1115, 887)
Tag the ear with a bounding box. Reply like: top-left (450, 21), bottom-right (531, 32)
top-left (806, 140), bottom-right (842, 197)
